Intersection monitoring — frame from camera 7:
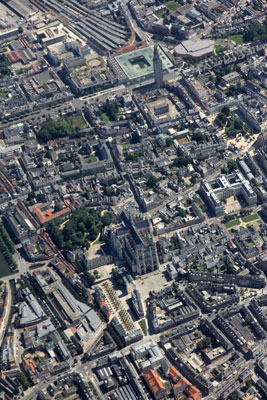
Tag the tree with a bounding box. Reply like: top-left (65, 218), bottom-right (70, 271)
top-left (84, 271), bottom-right (95, 287)
top-left (78, 222), bottom-right (86, 233)
top-left (47, 207), bottom-right (113, 251)
top-left (82, 352), bottom-right (90, 362)
top-left (227, 159), bottom-right (238, 173)
top-left (229, 390), bottom-right (240, 400)
top-left (102, 212), bottom-right (113, 226)
top-left (46, 150), bottom-right (52, 159)
top-left (221, 166), bottom-right (229, 175)
top-left (192, 131), bottom-right (205, 143)
top-left (38, 118), bottom-right (81, 143)
top-left (166, 137), bottom-right (172, 147)
top-left (174, 156), bottom-right (192, 168)
top-left (196, 337), bottom-right (211, 350)
top-left (222, 106), bottom-right (230, 116)
top-left (0, 55), bottom-right (10, 78)
top-left (54, 202), bottom-right (63, 212)
top-left (176, 208), bottom-right (186, 218)
top-left (226, 84), bottom-right (243, 97)
top-left (103, 186), bottom-right (115, 197)
top-left (17, 372), bottom-right (30, 390)
top-left (100, 101), bottom-right (120, 121)
top-left (244, 315), bottom-right (251, 326)
top-left (245, 379), bottom-right (253, 389)
top-left (70, 335), bottom-right (83, 355)
top-left (27, 192), bottom-right (35, 201)
top-left (89, 225), bottom-right (99, 241)
top-left (244, 20), bottom-right (267, 43)
top-left (217, 112), bottom-right (227, 125)
top-left (146, 174), bottom-right (158, 188)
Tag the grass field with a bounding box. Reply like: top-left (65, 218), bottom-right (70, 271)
top-left (178, 137), bottom-right (188, 144)
top-left (101, 113), bottom-right (110, 123)
top-left (227, 34), bottom-right (243, 44)
top-left (241, 214), bottom-right (259, 223)
top-left (155, 11), bottom-right (166, 18)
top-left (0, 90), bottom-right (8, 98)
top-left (224, 219), bottom-right (240, 228)
top-left (165, 1), bottom-right (180, 11)
top-left (69, 115), bottom-right (87, 130)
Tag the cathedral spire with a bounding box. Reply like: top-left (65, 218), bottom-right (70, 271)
top-left (153, 45), bottom-right (164, 88)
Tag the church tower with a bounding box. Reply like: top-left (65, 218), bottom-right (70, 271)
top-left (153, 45), bottom-right (164, 89)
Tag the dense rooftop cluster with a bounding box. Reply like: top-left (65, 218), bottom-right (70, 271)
top-left (0, 0), bottom-right (266, 400)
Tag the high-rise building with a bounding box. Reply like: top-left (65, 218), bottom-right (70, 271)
top-left (153, 45), bottom-right (164, 88)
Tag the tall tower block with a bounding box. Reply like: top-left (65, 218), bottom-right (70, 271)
top-left (153, 45), bottom-right (164, 89)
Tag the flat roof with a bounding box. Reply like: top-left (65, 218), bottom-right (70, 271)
top-left (114, 45), bottom-right (173, 81)
top-left (174, 39), bottom-right (215, 58)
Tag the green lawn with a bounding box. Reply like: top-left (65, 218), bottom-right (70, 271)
top-left (87, 155), bottom-right (97, 163)
top-left (155, 11), bottom-right (166, 18)
top-left (165, 1), bottom-right (180, 11)
top-left (0, 91), bottom-right (8, 98)
top-left (101, 113), bottom-right (110, 123)
top-left (241, 214), bottom-right (259, 223)
top-left (123, 142), bottom-right (131, 149)
top-left (93, 238), bottom-right (104, 245)
top-left (227, 34), bottom-right (243, 44)
top-left (139, 319), bottom-right (147, 336)
top-left (224, 219), bottom-right (240, 228)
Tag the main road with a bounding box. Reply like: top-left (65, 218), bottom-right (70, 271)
top-left (0, 281), bottom-right (12, 346)
top-left (120, 0), bottom-right (150, 43)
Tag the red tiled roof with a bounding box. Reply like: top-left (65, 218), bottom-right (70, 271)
top-left (145, 369), bottom-right (165, 393)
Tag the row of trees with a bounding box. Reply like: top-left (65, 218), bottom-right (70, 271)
top-left (0, 223), bottom-right (15, 253)
top-left (0, 222), bottom-right (17, 268)
top-left (17, 372), bottom-right (30, 390)
top-left (0, 55), bottom-right (11, 79)
top-left (46, 207), bottom-right (113, 251)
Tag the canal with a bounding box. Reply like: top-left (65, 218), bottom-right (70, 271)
top-left (0, 251), bottom-right (13, 278)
